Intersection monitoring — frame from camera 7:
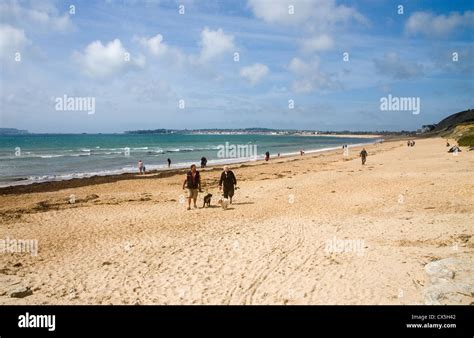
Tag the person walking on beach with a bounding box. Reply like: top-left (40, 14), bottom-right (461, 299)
top-left (138, 160), bottom-right (145, 175)
top-left (360, 148), bottom-right (368, 165)
top-left (182, 164), bottom-right (201, 210)
top-left (200, 156), bottom-right (208, 168)
top-left (219, 166), bottom-right (237, 204)
top-left (265, 151), bottom-right (270, 161)
top-left (167, 158), bottom-right (171, 167)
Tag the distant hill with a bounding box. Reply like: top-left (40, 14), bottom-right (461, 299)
top-left (428, 109), bottom-right (474, 146)
top-left (432, 109), bottom-right (474, 132)
top-left (0, 128), bottom-right (29, 135)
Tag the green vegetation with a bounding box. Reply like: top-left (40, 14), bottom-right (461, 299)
top-left (458, 134), bottom-right (474, 147)
top-left (441, 123), bottom-right (474, 147)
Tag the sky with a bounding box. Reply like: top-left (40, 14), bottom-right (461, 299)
top-left (0, 0), bottom-right (473, 133)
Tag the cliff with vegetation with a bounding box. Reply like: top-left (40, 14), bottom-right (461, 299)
top-left (424, 109), bottom-right (474, 146)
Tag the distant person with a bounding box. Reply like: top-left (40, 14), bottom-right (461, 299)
top-left (412, 140), bottom-right (416, 146)
top-left (200, 156), bottom-right (208, 168)
top-left (219, 166), bottom-right (237, 204)
top-left (300, 150), bottom-right (305, 156)
top-left (448, 146), bottom-right (461, 153)
top-left (265, 151), bottom-right (270, 161)
top-left (360, 148), bottom-right (368, 165)
top-left (167, 158), bottom-right (171, 167)
top-left (182, 164), bottom-right (201, 210)
top-left (343, 144), bottom-right (349, 156)
top-left (277, 153), bottom-right (280, 158)
top-left (138, 160), bottom-right (145, 175)
top-left (407, 140), bottom-right (410, 147)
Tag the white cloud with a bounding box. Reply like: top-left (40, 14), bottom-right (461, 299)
top-left (0, 1), bottom-right (74, 33)
top-left (0, 24), bottom-right (30, 60)
top-left (74, 39), bottom-right (145, 78)
top-left (247, 0), bottom-right (367, 28)
top-left (240, 63), bottom-right (269, 85)
top-left (247, 0), bottom-right (312, 25)
top-left (289, 57), bottom-right (339, 93)
top-left (198, 27), bottom-right (235, 62)
top-left (135, 33), bottom-right (185, 66)
top-left (301, 34), bottom-right (334, 52)
top-left (373, 52), bottom-right (424, 79)
top-left (406, 11), bottom-right (474, 38)
top-left (289, 57), bottom-right (313, 74)
top-left (136, 34), bottom-right (168, 57)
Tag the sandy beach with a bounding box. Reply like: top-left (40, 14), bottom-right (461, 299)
top-left (0, 137), bottom-right (473, 305)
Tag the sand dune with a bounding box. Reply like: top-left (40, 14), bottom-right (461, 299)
top-left (0, 138), bottom-right (473, 304)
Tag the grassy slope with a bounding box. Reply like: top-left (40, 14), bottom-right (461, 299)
top-left (440, 123), bottom-right (474, 147)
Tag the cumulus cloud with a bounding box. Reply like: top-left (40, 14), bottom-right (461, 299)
top-left (240, 63), bottom-right (269, 85)
top-left (135, 33), bottom-right (185, 65)
top-left (0, 1), bottom-right (74, 32)
top-left (198, 27), bottom-right (235, 62)
top-left (373, 52), bottom-right (424, 79)
top-left (405, 11), bottom-right (474, 38)
top-left (301, 34), bottom-right (334, 52)
top-left (289, 57), bottom-right (339, 93)
top-left (74, 39), bottom-right (145, 78)
top-left (136, 34), bottom-right (168, 57)
top-left (247, 0), bottom-right (367, 28)
top-left (0, 24), bottom-right (30, 60)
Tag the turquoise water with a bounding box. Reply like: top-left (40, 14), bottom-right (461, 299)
top-left (0, 134), bottom-right (378, 186)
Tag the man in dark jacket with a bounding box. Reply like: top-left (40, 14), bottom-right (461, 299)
top-left (360, 148), bottom-right (368, 165)
top-left (182, 164), bottom-right (201, 210)
top-left (219, 166), bottom-right (237, 204)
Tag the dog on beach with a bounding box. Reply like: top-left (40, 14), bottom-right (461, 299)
top-left (203, 193), bottom-right (212, 207)
top-left (217, 197), bottom-right (229, 210)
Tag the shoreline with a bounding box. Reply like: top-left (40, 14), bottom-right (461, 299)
top-left (298, 133), bottom-right (382, 138)
top-left (0, 139), bottom-right (383, 195)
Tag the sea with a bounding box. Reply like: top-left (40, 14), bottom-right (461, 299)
top-left (0, 133), bottom-right (380, 187)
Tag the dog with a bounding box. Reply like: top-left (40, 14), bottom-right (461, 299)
top-left (202, 193), bottom-right (212, 208)
top-left (217, 197), bottom-right (229, 210)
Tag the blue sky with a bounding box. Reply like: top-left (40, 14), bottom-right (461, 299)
top-left (0, 0), bottom-right (473, 133)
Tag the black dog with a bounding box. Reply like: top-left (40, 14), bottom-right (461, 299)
top-left (203, 193), bottom-right (212, 207)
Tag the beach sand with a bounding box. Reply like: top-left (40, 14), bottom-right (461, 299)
top-left (0, 137), bottom-right (473, 305)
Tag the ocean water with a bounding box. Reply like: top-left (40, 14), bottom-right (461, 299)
top-left (0, 134), bottom-right (379, 186)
